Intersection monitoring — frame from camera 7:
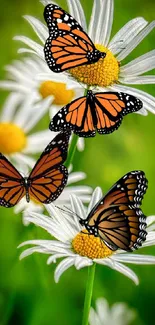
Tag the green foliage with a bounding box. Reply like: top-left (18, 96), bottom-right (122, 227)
top-left (0, 0), bottom-right (155, 324)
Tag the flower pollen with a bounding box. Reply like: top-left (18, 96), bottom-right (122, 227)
top-left (72, 230), bottom-right (113, 259)
top-left (0, 123), bottom-right (27, 154)
top-left (39, 81), bottom-right (75, 105)
top-left (69, 45), bottom-right (119, 87)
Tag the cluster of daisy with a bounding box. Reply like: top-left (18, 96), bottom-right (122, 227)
top-left (1, 0), bottom-right (155, 324)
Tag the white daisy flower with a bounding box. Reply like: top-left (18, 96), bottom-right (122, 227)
top-left (19, 188), bottom-right (155, 284)
top-left (89, 297), bottom-right (136, 325)
top-left (0, 93), bottom-right (55, 168)
top-left (14, 0), bottom-right (155, 115)
top-left (14, 167), bottom-right (92, 225)
top-left (0, 56), bottom-right (80, 113)
top-left (0, 56), bottom-right (84, 151)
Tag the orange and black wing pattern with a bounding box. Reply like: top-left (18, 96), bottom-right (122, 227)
top-left (0, 154), bottom-right (25, 207)
top-left (49, 90), bottom-right (143, 137)
top-left (44, 4), bottom-right (106, 72)
top-left (81, 171), bottom-right (148, 251)
top-left (28, 132), bottom-right (70, 204)
top-left (93, 91), bottom-right (143, 135)
top-left (50, 94), bottom-right (96, 137)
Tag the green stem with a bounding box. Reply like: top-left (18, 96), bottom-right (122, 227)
top-left (65, 133), bottom-right (79, 168)
top-left (82, 263), bottom-right (96, 325)
top-left (65, 87), bottom-right (89, 168)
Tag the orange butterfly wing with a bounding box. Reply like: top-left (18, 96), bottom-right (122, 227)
top-left (50, 95), bottom-right (96, 137)
top-left (94, 92), bottom-right (142, 135)
top-left (28, 132), bottom-right (70, 204)
top-left (50, 90), bottom-right (143, 137)
top-left (44, 4), bottom-right (105, 72)
top-left (81, 171), bottom-right (147, 251)
top-left (0, 154), bottom-right (25, 207)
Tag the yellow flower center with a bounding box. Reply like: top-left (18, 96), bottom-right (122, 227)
top-left (72, 230), bottom-right (113, 259)
top-left (39, 81), bottom-right (75, 105)
top-left (0, 123), bottom-right (27, 154)
top-left (69, 45), bottom-right (119, 87)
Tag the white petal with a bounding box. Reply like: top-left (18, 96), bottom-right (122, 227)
top-left (40, 0), bottom-right (52, 5)
top-left (95, 298), bottom-right (110, 323)
top-left (12, 153), bottom-right (35, 169)
top-left (111, 303), bottom-right (136, 324)
top-left (0, 93), bottom-right (22, 122)
top-left (17, 48), bottom-right (43, 58)
top-left (13, 58), bottom-right (39, 76)
top-left (13, 94), bottom-right (37, 127)
top-left (89, 309), bottom-right (101, 325)
top-left (109, 17), bottom-right (147, 55)
top-left (99, 0), bottom-right (114, 46)
top-left (111, 261), bottom-right (139, 285)
top-left (96, 258), bottom-right (139, 284)
top-left (74, 256), bottom-right (93, 269)
top-left (19, 239), bottom-right (69, 258)
top-left (67, 171), bottom-right (86, 184)
top-left (23, 97), bottom-right (52, 133)
top-left (54, 257), bottom-right (75, 283)
top-left (120, 50), bottom-right (155, 77)
top-left (45, 204), bottom-right (78, 240)
top-left (0, 81), bottom-right (29, 93)
top-left (88, 0), bottom-right (101, 42)
top-left (26, 212), bottom-right (70, 242)
top-left (14, 36), bottom-right (44, 59)
top-left (87, 187), bottom-right (103, 215)
top-left (24, 16), bottom-right (48, 43)
top-left (63, 186), bottom-right (92, 195)
top-left (20, 246), bottom-right (49, 259)
top-left (58, 193), bottom-right (91, 205)
top-left (36, 72), bottom-right (72, 84)
top-left (70, 194), bottom-right (86, 220)
top-left (147, 215), bottom-right (155, 227)
top-left (5, 65), bottom-right (34, 84)
top-left (66, 0), bottom-right (87, 32)
top-left (119, 76), bottom-right (155, 85)
top-left (142, 232), bottom-right (155, 246)
top-left (109, 84), bottom-right (155, 114)
top-left (145, 231), bottom-right (155, 241)
top-left (14, 198), bottom-right (27, 214)
top-left (19, 237), bottom-right (70, 250)
top-left (117, 21), bottom-right (155, 61)
top-left (77, 138), bottom-right (85, 151)
top-left (24, 130), bottom-right (52, 153)
top-left (112, 253), bottom-right (155, 264)
top-left (47, 253), bottom-right (74, 264)
top-left (142, 239), bottom-right (155, 247)
top-left (69, 195), bottom-right (86, 232)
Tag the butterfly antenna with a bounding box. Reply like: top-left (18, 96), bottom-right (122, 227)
top-left (63, 205), bottom-right (81, 219)
top-left (55, 205), bottom-right (72, 216)
top-left (55, 205), bottom-right (80, 220)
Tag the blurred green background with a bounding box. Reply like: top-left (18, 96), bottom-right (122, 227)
top-left (0, 0), bottom-right (155, 324)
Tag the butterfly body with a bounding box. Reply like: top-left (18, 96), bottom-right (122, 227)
top-left (21, 177), bottom-right (30, 203)
top-left (50, 90), bottom-right (143, 137)
top-left (79, 171), bottom-right (148, 251)
top-left (44, 4), bottom-right (106, 72)
top-left (0, 132), bottom-right (70, 208)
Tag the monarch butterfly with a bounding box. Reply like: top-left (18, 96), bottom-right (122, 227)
top-left (49, 90), bottom-right (143, 137)
top-left (79, 171), bottom-right (148, 251)
top-left (44, 4), bottom-right (106, 72)
top-left (0, 132), bottom-right (70, 208)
